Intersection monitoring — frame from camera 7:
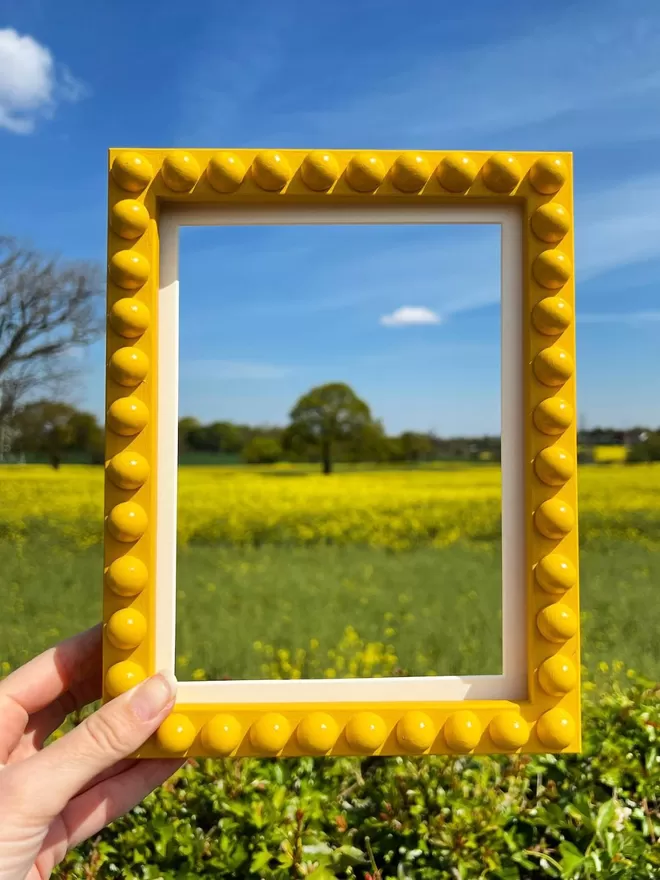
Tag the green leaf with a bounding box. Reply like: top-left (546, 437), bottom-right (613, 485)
top-left (332, 844), bottom-right (367, 868)
top-left (250, 849), bottom-right (273, 872)
top-left (558, 841), bottom-right (586, 878)
top-left (596, 799), bottom-right (616, 839)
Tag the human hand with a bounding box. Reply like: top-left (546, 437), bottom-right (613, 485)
top-left (0, 625), bottom-right (183, 880)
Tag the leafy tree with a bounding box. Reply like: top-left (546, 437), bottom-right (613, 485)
top-left (346, 420), bottom-right (389, 463)
top-left (385, 436), bottom-right (405, 462)
top-left (281, 423), bottom-right (313, 462)
top-left (188, 422), bottom-right (242, 455)
top-left (399, 431), bottom-right (433, 462)
top-left (628, 431), bottom-right (660, 463)
top-left (0, 237), bottom-right (102, 421)
top-left (66, 411), bottom-right (104, 463)
top-left (242, 435), bottom-right (282, 464)
top-left (10, 400), bottom-right (104, 468)
top-left (178, 417), bottom-right (201, 453)
top-left (206, 421), bottom-right (243, 454)
top-left (289, 383), bottom-right (372, 474)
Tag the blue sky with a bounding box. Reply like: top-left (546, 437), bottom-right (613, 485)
top-left (1, 0), bottom-right (659, 435)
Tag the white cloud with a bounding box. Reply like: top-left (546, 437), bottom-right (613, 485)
top-left (0, 28), bottom-right (88, 134)
top-left (182, 359), bottom-right (292, 380)
top-left (380, 306), bottom-right (442, 327)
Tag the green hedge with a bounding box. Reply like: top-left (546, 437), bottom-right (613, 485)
top-left (54, 672), bottom-right (660, 879)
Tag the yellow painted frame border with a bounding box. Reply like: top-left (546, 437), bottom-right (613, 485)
top-left (104, 148), bottom-right (580, 758)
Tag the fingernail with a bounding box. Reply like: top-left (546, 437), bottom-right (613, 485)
top-left (130, 669), bottom-right (177, 721)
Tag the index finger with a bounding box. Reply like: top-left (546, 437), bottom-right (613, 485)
top-left (0, 625), bottom-right (101, 716)
top-left (0, 625), bottom-right (102, 759)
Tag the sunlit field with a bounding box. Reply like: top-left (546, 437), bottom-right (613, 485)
top-left (2, 463), bottom-right (660, 682)
top-left (2, 462), bottom-right (659, 547)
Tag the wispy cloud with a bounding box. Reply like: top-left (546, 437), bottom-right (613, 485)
top-left (173, 1), bottom-right (660, 312)
top-left (196, 224), bottom-right (502, 319)
top-left (578, 310), bottom-right (660, 324)
top-left (380, 306), bottom-right (441, 327)
top-left (295, 3), bottom-right (660, 149)
top-left (577, 172), bottom-right (660, 282)
top-left (177, 0), bottom-right (660, 151)
top-left (181, 359), bottom-right (292, 380)
top-left (0, 28), bottom-right (88, 133)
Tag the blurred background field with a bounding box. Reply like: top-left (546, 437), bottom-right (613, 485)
top-left (2, 461), bottom-right (660, 683)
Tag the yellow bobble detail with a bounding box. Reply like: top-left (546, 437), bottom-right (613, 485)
top-left (437, 154), bottom-right (478, 192)
top-left (202, 714), bottom-right (243, 755)
top-left (537, 603), bottom-right (578, 643)
top-left (533, 397), bottom-right (573, 435)
top-left (532, 296), bottom-right (572, 336)
top-left (531, 203), bottom-right (570, 243)
top-left (391, 153), bottom-right (431, 193)
top-left (533, 347), bottom-right (574, 387)
top-left (106, 608), bottom-right (147, 650)
top-left (534, 446), bottom-right (574, 487)
top-left (107, 450), bottom-right (150, 490)
top-left (533, 249), bottom-right (572, 289)
top-left (535, 498), bottom-right (575, 540)
top-left (109, 298), bottom-right (150, 338)
top-left (535, 553), bottom-right (576, 594)
top-left (107, 397), bottom-right (149, 436)
top-left (109, 347), bottom-right (149, 387)
top-left (537, 707), bottom-right (576, 749)
top-left (157, 714), bottom-right (197, 753)
top-left (110, 199), bottom-right (150, 240)
top-left (489, 713), bottom-right (529, 749)
top-left (482, 153), bottom-right (522, 193)
top-left (345, 153), bottom-right (387, 192)
top-left (444, 710), bottom-right (481, 752)
top-left (250, 713), bottom-right (290, 753)
top-left (297, 712), bottom-right (339, 753)
top-left (345, 712), bottom-right (387, 752)
top-left (162, 152), bottom-right (201, 192)
top-left (109, 251), bottom-right (150, 290)
top-left (538, 654), bottom-right (577, 696)
top-left (530, 155), bottom-right (567, 194)
top-left (105, 660), bottom-right (146, 697)
top-left (105, 555), bottom-right (148, 597)
top-left (107, 501), bottom-right (148, 542)
top-left (396, 711), bottom-right (436, 752)
top-left (252, 151), bottom-right (291, 191)
top-left (301, 151), bottom-right (340, 191)
top-left (111, 152), bottom-right (153, 193)
top-left (207, 152), bottom-right (246, 193)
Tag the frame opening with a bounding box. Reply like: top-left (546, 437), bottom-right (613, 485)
top-left (156, 204), bottom-right (527, 704)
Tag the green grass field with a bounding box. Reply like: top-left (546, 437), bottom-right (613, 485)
top-left (3, 535), bottom-right (659, 682)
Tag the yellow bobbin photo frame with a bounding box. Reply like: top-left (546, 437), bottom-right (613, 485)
top-left (103, 148), bottom-right (580, 758)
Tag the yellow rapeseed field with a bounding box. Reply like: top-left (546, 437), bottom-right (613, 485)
top-left (1, 462), bottom-right (659, 548)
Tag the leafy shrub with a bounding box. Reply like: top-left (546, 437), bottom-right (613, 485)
top-left (54, 671), bottom-right (660, 879)
top-left (243, 437), bottom-right (283, 465)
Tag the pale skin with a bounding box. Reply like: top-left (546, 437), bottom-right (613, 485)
top-left (0, 626), bottom-right (183, 880)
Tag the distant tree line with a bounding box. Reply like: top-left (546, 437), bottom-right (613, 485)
top-left (177, 383), bottom-right (504, 473)
top-left (4, 384), bottom-right (660, 473)
top-left (2, 382), bottom-right (504, 472)
top-left (578, 426), bottom-right (660, 464)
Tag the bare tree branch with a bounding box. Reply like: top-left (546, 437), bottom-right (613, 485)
top-left (0, 236), bottom-right (103, 420)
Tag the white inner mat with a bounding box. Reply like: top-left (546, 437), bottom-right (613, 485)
top-left (156, 203), bottom-right (526, 704)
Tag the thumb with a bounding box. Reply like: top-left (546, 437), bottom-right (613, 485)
top-left (13, 671), bottom-right (177, 818)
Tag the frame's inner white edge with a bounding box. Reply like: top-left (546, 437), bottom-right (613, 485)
top-left (156, 202), bottom-right (526, 704)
